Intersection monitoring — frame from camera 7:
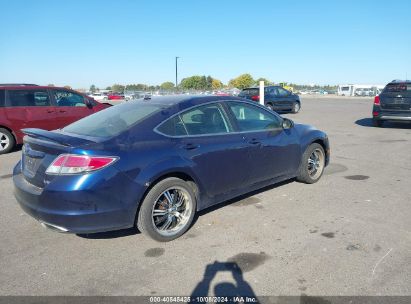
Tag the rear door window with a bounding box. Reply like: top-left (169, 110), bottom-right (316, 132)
top-left (7, 90), bottom-right (51, 107)
top-left (179, 103), bottom-right (232, 136)
top-left (157, 115), bottom-right (187, 136)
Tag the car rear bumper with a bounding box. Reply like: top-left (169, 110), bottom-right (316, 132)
top-left (13, 163), bottom-right (143, 234)
top-left (373, 109), bottom-right (411, 121)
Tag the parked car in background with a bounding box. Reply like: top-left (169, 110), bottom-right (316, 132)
top-left (239, 86), bottom-right (301, 113)
top-left (372, 80), bottom-right (411, 127)
top-left (13, 95), bottom-right (329, 241)
top-left (108, 93), bottom-right (124, 100)
top-left (88, 92), bottom-right (108, 102)
top-left (0, 84), bottom-right (111, 154)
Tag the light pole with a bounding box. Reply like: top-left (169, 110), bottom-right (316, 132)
top-left (175, 56), bottom-right (180, 91)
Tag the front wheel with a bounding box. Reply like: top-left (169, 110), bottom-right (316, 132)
top-left (291, 102), bottom-right (300, 113)
top-left (296, 143), bottom-right (325, 184)
top-left (137, 177), bottom-right (197, 242)
top-left (0, 128), bottom-right (15, 155)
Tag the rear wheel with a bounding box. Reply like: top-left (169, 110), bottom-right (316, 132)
top-left (372, 119), bottom-right (383, 127)
top-left (296, 143), bottom-right (325, 184)
top-left (291, 102), bottom-right (300, 113)
top-left (0, 128), bottom-right (15, 155)
top-left (137, 177), bottom-right (196, 242)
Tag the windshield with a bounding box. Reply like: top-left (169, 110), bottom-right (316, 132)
top-left (63, 102), bottom-right (162, 137)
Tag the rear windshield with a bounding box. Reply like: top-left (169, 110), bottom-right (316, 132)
top-left (63, 102), bottom-right (161, 137)
top-left (383, 83), bottom-right (411, 95)
top-left (240, 88), bottom-right (259, 96)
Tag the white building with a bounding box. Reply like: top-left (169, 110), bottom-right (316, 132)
top-left (337, 84), bottom-right (385, 96)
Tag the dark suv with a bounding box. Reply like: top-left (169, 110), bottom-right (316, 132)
top-left (238, 86), bottom-right (301, 113)
top-left (0, 84), bottom-right (111, 154)
top-left (372, 80), bottom-right (411, 127)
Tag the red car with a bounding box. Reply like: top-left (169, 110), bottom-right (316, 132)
top-left (108, 93), bottom-right (124, 100)
top-left (0, 84), bottom-right (111, 154)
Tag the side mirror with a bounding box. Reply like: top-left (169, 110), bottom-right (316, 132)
top-left (282, 118), bottom-right (294, 129)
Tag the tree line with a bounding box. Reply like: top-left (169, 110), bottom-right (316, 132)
top-left (87, 73), bottom-right (337, 92)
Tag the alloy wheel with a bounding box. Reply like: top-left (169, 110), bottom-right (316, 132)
top-left (307, 148), bottom-right (324, 180)
top-left (151, 187), bottom-right (193, 236)
top-left (0, 132), bottom-right (10, 151)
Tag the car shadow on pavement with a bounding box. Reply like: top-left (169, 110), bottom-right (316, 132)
top-left (191, 261), bottom-right (257, 299)
top-left (355, 118), bottom-right (411, 129)
top-left (77, 179), bottom-right (294, 240)
top-left (77, 227), bottom-right (140, 239)
top-left (195, 179), bottom-right (294, 220)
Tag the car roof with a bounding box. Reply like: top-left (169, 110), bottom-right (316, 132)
top-left (0, 85), bottom-right (78, 90)
top-left (241, 85), bottom-right (280, 90)
top-left (135, 94), bottom-right (246, 108)
top-left (388, 80), bottom-right (411, 85)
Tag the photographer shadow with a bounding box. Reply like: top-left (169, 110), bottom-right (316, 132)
top-left (191, 261), bottom-right (257, 301)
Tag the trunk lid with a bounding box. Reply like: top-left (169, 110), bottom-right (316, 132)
top-left (21, 128), bottom-right (97, 188)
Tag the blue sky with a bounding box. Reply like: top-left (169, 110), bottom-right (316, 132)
top-left (1, 0), bottom-right (410, 88)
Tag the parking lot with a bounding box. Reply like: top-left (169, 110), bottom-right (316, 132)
top-left (0, 96), bottom-right (410, 297)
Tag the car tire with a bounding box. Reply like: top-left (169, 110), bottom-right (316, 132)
top-left (137, 177), bottom-right (197, 242)
top-left (291, 102), bottom-right (300, 114)
top-left (372, 119), bottom-right (383, 127)
top-left (0, 128), bottom-right (15, 155)
top-left (296, 143), bottom-right (325, 184)
top-left (266, 103), bottom-right (274, 111)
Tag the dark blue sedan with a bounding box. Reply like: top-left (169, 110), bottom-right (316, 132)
top-left (13, 95), bottom-right (329, 241)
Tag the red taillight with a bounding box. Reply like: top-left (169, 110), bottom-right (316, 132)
top-left (373, 111), bottom-right (379, 116)
top-left (46, 154), bottom-right (118, 175)
top-left (374, 95), bottom-right (380, 105)
top-left (251, 95), bottom-right (260, 101)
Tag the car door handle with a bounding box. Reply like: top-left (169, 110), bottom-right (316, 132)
top-left (181, 143), bottom-right (199, 150)
top-left (46, 110), bottom-right (54, 113)
top-left (249, 138), bottom-right (261, 145)
top-left (59, 110), bottom-right (67, 113)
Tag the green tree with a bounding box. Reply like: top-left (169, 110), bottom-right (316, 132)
top-left (211, 78), bottom-right (223, 90)
top-left (255, 78), bottom-right (272, 86)
top-left (228, 73), bottom-right (255, 89)
top-left (181, 76), bottom-right (205, 90)
top-left (111, 84), bottom-right (125, 93)
top-left (90, 84), bottom-right (96, 93)
top-left (160, 82), bottom-right (175, 91)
